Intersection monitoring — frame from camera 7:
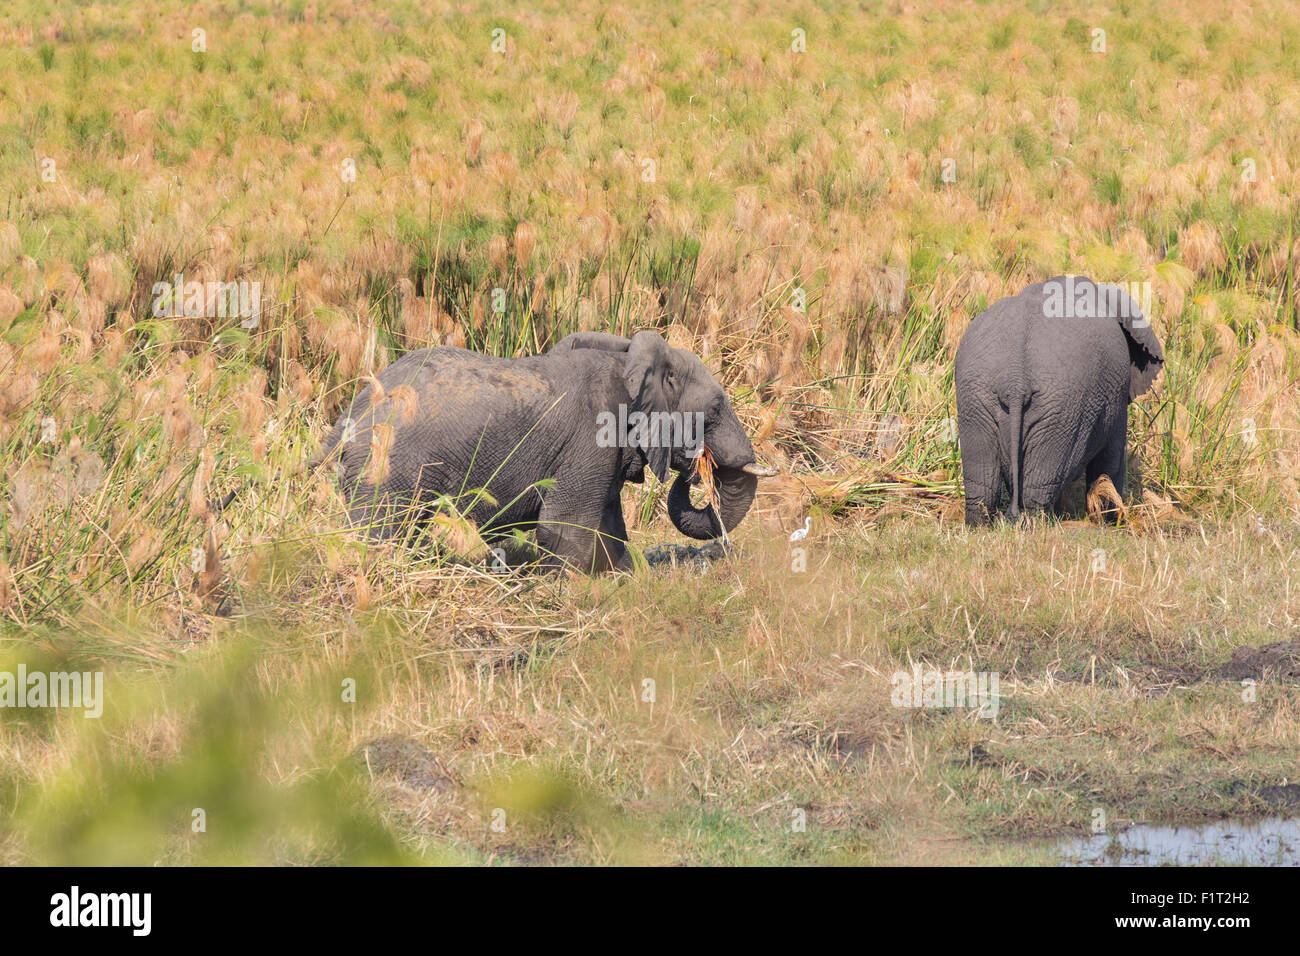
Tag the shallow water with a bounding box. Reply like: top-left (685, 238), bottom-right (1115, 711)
top-left (1057, 817), bottom-right (1300, 866)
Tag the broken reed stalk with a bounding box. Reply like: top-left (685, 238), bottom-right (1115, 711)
top-left (693, 444), bottom-right (730, 549)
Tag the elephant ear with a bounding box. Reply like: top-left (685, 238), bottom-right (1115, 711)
top-left (623, 330), bottom-right (675, 482)
top-left (550, 332), bottom-right (632, 354)
top-left (1114, 292), bottom-right (1164, 400)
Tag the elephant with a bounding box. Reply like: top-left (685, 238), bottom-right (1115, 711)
top-left (954, 274), bottom-right (1164, 526)
top-left (312, 330), bottom-right (777, 572)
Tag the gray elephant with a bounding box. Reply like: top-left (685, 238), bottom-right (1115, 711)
top-left (954, 275), bottom-right (1164, 525)
top-left (313, 330), bottom-right (776, 572)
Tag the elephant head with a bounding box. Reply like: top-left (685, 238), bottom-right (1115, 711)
top-left (552, 330), bottom-right (777, 539)
top-left (1036, 275), bottom-right (1165, 400)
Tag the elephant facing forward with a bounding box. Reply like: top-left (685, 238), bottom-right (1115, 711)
top-left (955, 275), bottom-right (1164, 525)
top-left (314, 330), bottom-right (776, 572)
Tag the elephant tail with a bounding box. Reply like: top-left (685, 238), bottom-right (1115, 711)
top-left (1006, 391), bottom-right (1024, 521)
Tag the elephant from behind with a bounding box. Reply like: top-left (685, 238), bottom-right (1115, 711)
top-left (955, 275), bottom-right (1164, 525)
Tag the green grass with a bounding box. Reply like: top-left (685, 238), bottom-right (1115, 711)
top-left (4, 517), bottom-right (1297, 865)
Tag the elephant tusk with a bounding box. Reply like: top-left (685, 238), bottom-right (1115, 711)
top-left (742, 462), bottom-right (779, 477)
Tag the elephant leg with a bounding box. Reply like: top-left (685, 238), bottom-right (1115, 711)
top-left (1020, 481), bottom-right (1061, 519)
top-left (477, 527), bottom-right (534, 570)
top-left (536, 492), bottom-right (624, 574)
top-left (1086, 411), bottom-right (1128, 492)
top-left (958, 409), bottom-right (1001, 526)
top-left (594, 495), bottom-right (633, 573)
top-left (1020, 444), bottom-right (1065, 521)
top-left (1086, 412), bottom-right (1128, 522)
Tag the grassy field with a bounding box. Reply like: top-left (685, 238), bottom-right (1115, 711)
top-left (1, 0), bottom-right (1298, 864)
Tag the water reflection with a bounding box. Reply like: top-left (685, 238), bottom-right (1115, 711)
top-left (1058, 817), bottom-right (1300, 866)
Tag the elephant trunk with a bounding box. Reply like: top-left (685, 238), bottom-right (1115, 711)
top-left (666, 465), bottom-right (758, 541)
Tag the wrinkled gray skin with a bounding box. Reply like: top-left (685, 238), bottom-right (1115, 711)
top-left (955, 275), bottom-right (1164, 525)
top-left (314, 330), bottom-right (772, 572)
